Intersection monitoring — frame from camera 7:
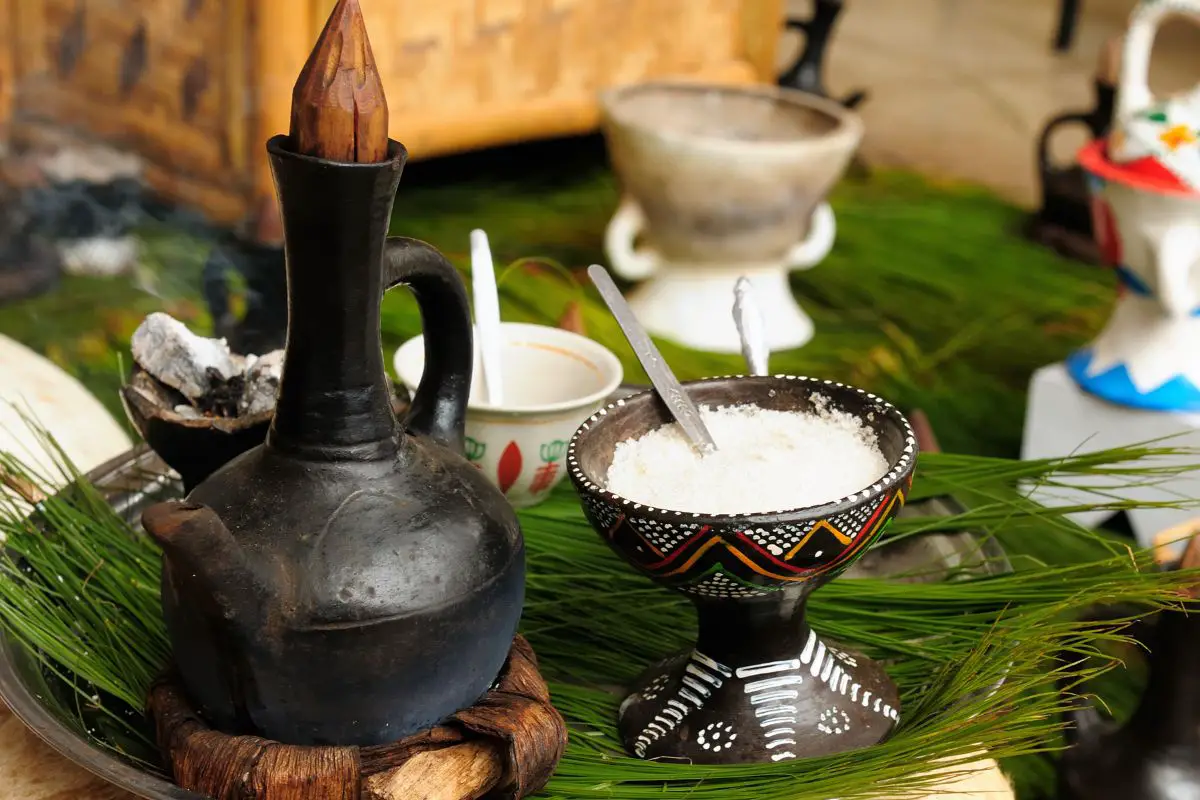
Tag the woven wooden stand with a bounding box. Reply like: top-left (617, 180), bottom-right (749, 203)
top-left (147, 636), bottom-right (567, 800)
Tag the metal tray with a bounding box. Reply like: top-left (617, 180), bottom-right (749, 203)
top-left (0, 400), bottom-right (1009, 800)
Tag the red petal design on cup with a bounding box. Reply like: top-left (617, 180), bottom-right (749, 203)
top-left (497, 441), bottom-right (523, 494)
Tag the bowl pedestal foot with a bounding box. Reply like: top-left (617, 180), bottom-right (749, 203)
top-left (619, 600), bottom-right (899, 764)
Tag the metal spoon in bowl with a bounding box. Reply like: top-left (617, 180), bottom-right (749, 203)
top-left (732, 277), bottom-right (769, 377)
top-left (587, 264), bottom-right (717, 455)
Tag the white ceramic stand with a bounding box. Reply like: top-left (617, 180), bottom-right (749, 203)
top-left (606, 198), bottom-right (837, 354)
top-left (1022, 362), bottom-right (1200, 551)
top-left (622, 265), bottom-right (815, 354)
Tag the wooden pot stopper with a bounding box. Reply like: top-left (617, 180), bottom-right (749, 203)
top-left (290, 0), bottom-right (389, 163)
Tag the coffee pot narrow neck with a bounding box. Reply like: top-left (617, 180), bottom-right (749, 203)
top-left (265, 137), bottom-right (406, 460)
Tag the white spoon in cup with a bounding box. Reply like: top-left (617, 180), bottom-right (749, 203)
top-left (470, 229), bottom-right (504, 406)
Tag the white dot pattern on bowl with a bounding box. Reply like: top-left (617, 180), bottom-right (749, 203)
top-left (836, 499), bottom-right (881, 535)
top-left (678, 572), bottom-right (772, 599)
top-left (630, 519), bottom-right (705, 554)
top-left (743, 524), bottom-right (809, 553)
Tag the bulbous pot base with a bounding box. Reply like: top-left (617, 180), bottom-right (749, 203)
top-left (619, 627), bottom-right (899, 764)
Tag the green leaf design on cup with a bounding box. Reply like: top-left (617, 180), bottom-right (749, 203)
top-left (464, 437), bottom-right (487, 462)
top-left (540, 441), bottom-right (567, 463)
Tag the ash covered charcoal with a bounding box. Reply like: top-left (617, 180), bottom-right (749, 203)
top-left (173, 404), bottom-right (204, 420)
top-left (130, 312), bottom-right (285, 420)
top-left (131, 313), bottom-right (240, 403)
top-left (240, 350), bottom-right (284, 417)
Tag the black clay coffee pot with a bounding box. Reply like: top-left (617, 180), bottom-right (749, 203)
top-left (139, 133), bottom-right (526, 747)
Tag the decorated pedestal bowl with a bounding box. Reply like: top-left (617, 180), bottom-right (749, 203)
top-left (568, 375), bottom-right (917, 764)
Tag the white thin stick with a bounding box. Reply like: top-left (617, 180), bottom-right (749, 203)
top-left (733, 277), bottom-right (769, 377)
top-left (470, 229), bottom-right (504, 406)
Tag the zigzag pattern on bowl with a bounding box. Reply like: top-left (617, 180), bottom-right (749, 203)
top-left (578, 476), bottom-right (911, 597)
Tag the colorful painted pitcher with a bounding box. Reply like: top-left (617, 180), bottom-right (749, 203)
top-left (1072, 140), bottom-right (1200, 411)
top-left (1109, 0), bottom-right (1200, 192)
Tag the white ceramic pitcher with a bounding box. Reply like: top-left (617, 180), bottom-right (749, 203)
top-left (1071, 140), bottom-right (1200, 410)
top-left (1109, 0), bottom-right (1200, 191)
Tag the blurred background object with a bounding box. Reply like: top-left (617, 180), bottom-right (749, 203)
top-left (1026, 36), bottom-right (1119, 263)
top-left (778, 0), bottom-right (868, 107)
top-left (0, 0), bottom-right (783, 231)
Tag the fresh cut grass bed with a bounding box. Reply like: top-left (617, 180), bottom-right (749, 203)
top-left (1, 423), bottom-right (1198, 800)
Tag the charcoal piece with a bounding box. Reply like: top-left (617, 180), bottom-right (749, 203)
top-left (130, 312), bottom-right (238, 402)
top-left (239, 350), bottom-right (284, 417)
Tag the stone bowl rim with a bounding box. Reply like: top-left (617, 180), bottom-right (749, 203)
top-left (567, 374), bottom-right (918, 525)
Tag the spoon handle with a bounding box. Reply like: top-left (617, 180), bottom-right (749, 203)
top-left (588, 265), bottom-right (717, 454)
top-left (470, 229), bottom-right (504, 406)
top-left (733, 277), bottom-right (769, 377)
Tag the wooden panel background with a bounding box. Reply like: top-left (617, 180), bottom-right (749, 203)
top-left (0, 0), bottom-right (782, 227)
top-left (9, 0), bottom-right (251, 222)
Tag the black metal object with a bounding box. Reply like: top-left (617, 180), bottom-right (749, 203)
top-left (1058, 596), bottom-right (1200, 799)
top-left (139, 136), bottom-right (526, 747)
top-left (778, 0), bottom-right (867, 108)
top-left (1055, 0), bottom-right (1082, 53)
top-left (1026, 73), bottom-right (1115, 263)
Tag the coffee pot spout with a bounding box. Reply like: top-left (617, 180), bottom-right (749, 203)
top-left (142, 501), bottom-right (267, 624)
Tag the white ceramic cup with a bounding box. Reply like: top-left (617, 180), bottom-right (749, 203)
top-left (394, 322), bottom-right (624, 508)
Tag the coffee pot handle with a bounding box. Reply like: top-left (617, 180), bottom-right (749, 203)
top-left (784, 202), bottom-right (837, 271)
top-left (1117, 1), bottom-right (1200, 122)
top-left (605, 196), bottom-right (660, 281)
top-left (382, 237), bottom-right (472, 452)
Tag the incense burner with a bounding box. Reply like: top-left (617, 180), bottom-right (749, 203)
top-left (568, 375), bottom-right (916, 763)
top-left (599, 82), bottom-right (862, 355)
